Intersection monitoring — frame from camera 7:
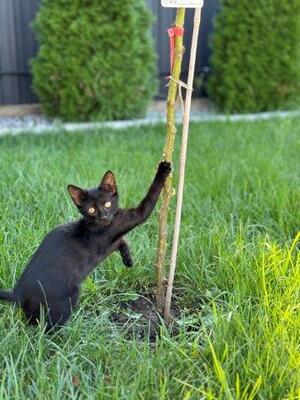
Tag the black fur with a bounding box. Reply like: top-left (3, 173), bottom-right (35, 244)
top-left (0, 161), bottom-right (171, 330)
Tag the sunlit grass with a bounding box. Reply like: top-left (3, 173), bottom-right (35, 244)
top-left (0, 117), bottom-right (299, 399)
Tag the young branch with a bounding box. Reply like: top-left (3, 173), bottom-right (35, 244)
top-left (164, 8), bottom-right (202, 323)
top-left (155, 8), bottom-right (186, 314)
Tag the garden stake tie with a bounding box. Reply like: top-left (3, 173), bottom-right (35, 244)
top-left (164, 6), bottom-right (203, 323)
top-left (168, 27), bottom-right (185, 71)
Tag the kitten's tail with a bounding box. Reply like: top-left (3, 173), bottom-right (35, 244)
top-left (0, 289), bottom-right (18, 304)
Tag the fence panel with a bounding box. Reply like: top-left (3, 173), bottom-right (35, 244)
top-left (0, 0), bottom-right (39, 104)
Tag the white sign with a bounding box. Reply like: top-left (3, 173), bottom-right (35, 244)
top-left (161, 0), bottom-right (203, 8)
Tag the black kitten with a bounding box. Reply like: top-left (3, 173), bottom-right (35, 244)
top-left (0, 161), bottom-right (171, 330)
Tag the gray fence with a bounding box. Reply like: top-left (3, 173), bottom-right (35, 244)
top-left (0, 0), bottom-right (219, 105)
top-left (0, 0), bottom-right (39, 104)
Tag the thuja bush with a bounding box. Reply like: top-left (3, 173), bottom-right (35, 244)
top-left (31, 0), bottom-right (157, 121)
top-left (208, 0), bottom-right (300, 113)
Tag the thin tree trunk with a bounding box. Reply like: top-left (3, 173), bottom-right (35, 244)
top-left (155, 8), bottom-right (186, 314)
top-left (164, 8), bottom-right (202, 323)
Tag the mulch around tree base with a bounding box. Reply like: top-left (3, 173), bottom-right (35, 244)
top-left (110, 293), bottom-right (181, 342)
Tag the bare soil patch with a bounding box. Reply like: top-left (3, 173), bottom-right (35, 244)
top-left (110, 293), bottom-right (181, 342)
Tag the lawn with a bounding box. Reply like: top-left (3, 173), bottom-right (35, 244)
top-left (0, 117), bottom-right (299, 399)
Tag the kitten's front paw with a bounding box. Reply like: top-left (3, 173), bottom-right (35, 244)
top-left (158, 160), bottom-right (172, 176)
top-left (123, 254), bottom-right (133, 267)
top-left (124, 258), bottom-right (133, 268)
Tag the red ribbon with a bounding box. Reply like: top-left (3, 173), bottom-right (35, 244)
top-left (168, 27), bottom-right (184, 72)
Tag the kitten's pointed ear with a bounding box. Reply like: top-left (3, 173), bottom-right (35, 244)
top-left (67, 185), bottom-right (87, 206)
top-left (99, 171), bottom-right (117, 194)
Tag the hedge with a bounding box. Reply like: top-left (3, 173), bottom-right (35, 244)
top-left (208, 0), bottom-right (300, 113)
top-left (31, 0), bottom-right (157, 121)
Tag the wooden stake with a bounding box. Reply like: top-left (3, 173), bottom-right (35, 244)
top-left (164, 7), bottom-right (202, 322)
top-left (155, 8), bottom-right (186, 314)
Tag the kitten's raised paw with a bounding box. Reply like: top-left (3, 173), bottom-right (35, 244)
top-left (158, 160), bottom-right (172, 176)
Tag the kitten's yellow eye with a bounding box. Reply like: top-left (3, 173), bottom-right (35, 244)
top-left (88, 207), bottom-right (96, 214)
top-left (104, 201), bottom-right (111, 208)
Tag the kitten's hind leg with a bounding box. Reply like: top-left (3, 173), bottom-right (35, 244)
top-left (23, 287), bottom-right (79, 331)
top-left (46, 289), bottom-right (79, 330)
top-left (119, 239), bottom-right (133, 267)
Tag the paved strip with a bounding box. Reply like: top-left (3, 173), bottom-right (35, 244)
top-left (0, 110), bottom-right (299, 137)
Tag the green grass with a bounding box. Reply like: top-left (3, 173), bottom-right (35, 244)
top-left (0, 117), bottom-right (299, 399)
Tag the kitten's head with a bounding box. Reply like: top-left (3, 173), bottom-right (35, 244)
top-left (68, 171), bottom-right (119, 225)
